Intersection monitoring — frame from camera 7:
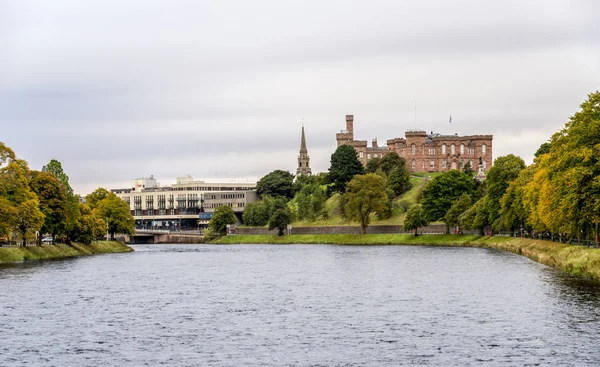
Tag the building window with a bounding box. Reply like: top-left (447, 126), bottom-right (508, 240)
top-left (429, 160), bottom-right (434, 169)
top-left (483, 160), bottom-right (487, 168)
top-left (442, 144), bottom-right (446, 154)
top-left (411, 159), bottom-right (416, 169)
top-left (359, 151), bottom-right (364, 158)
top-left (367, 154), bottom-right (371, 160)
top-left (451, 144), bottom-right (456, 155)
top-left (411, 144), bottom-right (416, 155)
top-left (422, 160), bottom-right (425, 169)
top-left (469, 160), bottom-right (473, 168)
top-left (460, 144), bottom-right (464, 155)
top-left (442, 160), bottom-right (447, 169)
top-left (482, 144), bottom-right (487, 155)
top-left (374, 154), bottom-right (378, 158)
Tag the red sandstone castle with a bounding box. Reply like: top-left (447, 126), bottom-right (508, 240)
top-left (336, 115), bottom-right (493, 173)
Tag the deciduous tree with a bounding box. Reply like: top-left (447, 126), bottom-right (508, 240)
top-left (421, 170), bottom-right (476, 222)
top-left (404, 205), bottom-right (429, 236)
top-left (209, 205), bottom-right (237, 235)
top-left (256, 170), bottom-right (295, 199)
top-left (342, 174), bottom-right (388, 234)
top-left (95, 193), bottom-right (134, 239)
top-left (269, 209), bottom-right (291, 236)
top-left (29, 171), bottom-right (68, 243)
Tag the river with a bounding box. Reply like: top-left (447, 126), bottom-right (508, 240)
top-left (1, 244), bottom-right (599, 366)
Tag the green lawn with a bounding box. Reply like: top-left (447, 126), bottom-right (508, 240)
top-left (0, 241), bottom-right (133, 264)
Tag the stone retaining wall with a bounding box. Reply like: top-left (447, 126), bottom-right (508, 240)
top-left (237, 224), bottom-right (448, 235)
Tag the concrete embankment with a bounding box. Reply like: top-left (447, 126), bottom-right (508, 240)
top-left (213, 234), bottom-right (600, 281)
top-left (0, 241), bottom-right (133, 264)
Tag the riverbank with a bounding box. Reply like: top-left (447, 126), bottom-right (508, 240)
top-left (213, 234), bottom-right (600, 281)
top-left (0, 241), bottom-right (133, 264)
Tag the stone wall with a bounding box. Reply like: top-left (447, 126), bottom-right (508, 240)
top-left (237, 224), bottom-right (448, 235)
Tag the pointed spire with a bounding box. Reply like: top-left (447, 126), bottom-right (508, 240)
top-left (300, 123), bottom-right (307, 153)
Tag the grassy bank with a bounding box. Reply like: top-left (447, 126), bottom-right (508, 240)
top-left (0, 241), bottom-right (133, 264)
top-left (213, 234), bottom-right (600, 281)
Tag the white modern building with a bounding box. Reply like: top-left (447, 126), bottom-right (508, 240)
top-left (111, 176), bottom-right (256, 230)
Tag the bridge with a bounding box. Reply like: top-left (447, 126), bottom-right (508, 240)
top-left (127, 229), bottom-right (205, 244)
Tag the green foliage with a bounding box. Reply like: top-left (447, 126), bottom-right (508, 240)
top-left (328, 145), bottom-right (364, 194)
top-left (444, 193), bottom-right (472, 233)
top-left (295, 183), bottom-right (327, 221)
top-left (85, 187), bottom-right (109, 209)
top-left (95, 192), bottom-right (134, 239)
top-left (0, 142), bottom-right (16, 167)
top-left (484, 154), bottom-right (526, 230)
top-left (256, 170), bottom-right (295, 199)
top-left (342, 173), bottom-right (388, 233)
top-left (365, 157), bottom-right (381, 173)
top-left (403, 205), bottom-right (429, 236)
top-left (209, 205), bottom-right (237, 235)
top-left (534, 141), bottom-right (551, 158)
top-left (29, 171), bottom-right (68, 241)
top-left (70, 203), bottom-right (106, 244)
top-left (15, 198), bottom-right (46, 243)
top-left (269, 209), bottom-right (291, 236)
top-left (387, 166), bottom-right (411, 197)
top-left (463, 161), bottom-right (474, 175)
top-left (379, 152), bottom-right (405, 175)
top-left (242, 195), bottom-right (288, 226)
top-left (420, 170), bottom-right (476, 221)
top-left (459, 198), bottom-right (489, 235)
top-left (46, 159), bottom-right (73, 197)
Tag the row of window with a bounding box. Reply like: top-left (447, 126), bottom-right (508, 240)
top-left (412, 143), bottom-right (487, 156)
top-left (171, 186), bottom-right (254, 191)
top-left (204, 193), bottom-right (246, 200)
top-left (204, 202), bottom-right (245, 209)
top-left (411, 159), bottom-right (487, 169)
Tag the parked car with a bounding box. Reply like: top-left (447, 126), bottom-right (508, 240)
top-left (41, 237), bottom-right (53, 243)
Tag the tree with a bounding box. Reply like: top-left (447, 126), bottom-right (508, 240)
top-left (421, 170), bottom-right (476, 222)
top-left (70, 203), bottom-right (106, 244)
top-left (404, 205), bottom-right (429, 236)
top-left (45, 159), bottom-right (73, 196)
top-left (0, 159), bottom-right (45, 244)
top-left (328, 145), bottom-right (364, 194)
top-left (243, 200), bottom-right (271, 226)
top-left (208, 205), bottom-right (237, 235)
top-left (379, 152), bottom-right (406, 175)
top-left (534, 141), bottom-right (551, 158)
top-left (0, 142), bottom-right (16, 168)
top-left (85, 188), bottom-right (110, 209)
top-left (463, 161), bottom-right (474, 175)
top-left (444, 193), bottom-right (472, 234)
top-left (387, 166), bottom-right (411, 197)
top-left (95, 193), bottom-right (134, 239)
top-left (365, 157), bottom-right (381, 173)
top-left (15, 198), bottom-right (45, 243)
top-left (343, 174), bottom-right (388, 234)
top-left (460, 198), bottom-right (490, 235)
top-left (29, 171), bottom-right (68, 243)
top-left (295, 183), bottom-right (327, 221)
top-left (484, 154), bottom-right (526, 231)
top-left (498, 165), bottom-right (535, 235)
top-left (256, 170), bottom-right (295, 199)
top-left (269, 209), bottom-right (291, 236)
top-left (46, 159), bottom-right (80, 239)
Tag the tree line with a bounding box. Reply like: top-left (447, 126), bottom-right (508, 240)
top-left (0, 144), bottom-right (134, 245)
top-left (405, 91), bottom-right (600, 241)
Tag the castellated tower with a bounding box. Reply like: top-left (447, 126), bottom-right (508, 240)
top-left (297, 125), bottom-right (312, 176)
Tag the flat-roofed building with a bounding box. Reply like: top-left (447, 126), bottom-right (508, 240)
top-left (111, 176), bottom-right (256, 230)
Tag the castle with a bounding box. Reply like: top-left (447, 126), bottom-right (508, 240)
top-left (336, 115), bottom-right (493, 173)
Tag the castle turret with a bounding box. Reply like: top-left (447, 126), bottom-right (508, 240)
top-left (297, 124), bottom-right (312, 176)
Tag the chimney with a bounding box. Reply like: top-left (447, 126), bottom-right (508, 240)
top-left (372, 138), bottom-right (378, 148)
top-left (345, 115), bottom-right (354, 134)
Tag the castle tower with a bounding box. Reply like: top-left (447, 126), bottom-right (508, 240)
top-left (297, 124), bottom-right (312, 176)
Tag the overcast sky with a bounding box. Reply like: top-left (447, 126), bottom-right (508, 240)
top-left (2, 0), bottom-right (599, 194)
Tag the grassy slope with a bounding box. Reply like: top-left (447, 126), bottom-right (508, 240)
top-left (213, 234), bottom-right (600, 281)
top-left (0, 241), bottom-right (133, 264)
top-left (293, 174), bottom-right (432, 227)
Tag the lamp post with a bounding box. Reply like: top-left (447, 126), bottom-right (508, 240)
top-left (105, 218), bottom-right (109, 241)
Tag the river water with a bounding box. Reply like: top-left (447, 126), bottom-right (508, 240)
top-left (1, 244), bottom-right (599, 366)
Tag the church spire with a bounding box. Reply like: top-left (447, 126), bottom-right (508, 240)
top-left (297, 121), bottom-right (311, 176)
